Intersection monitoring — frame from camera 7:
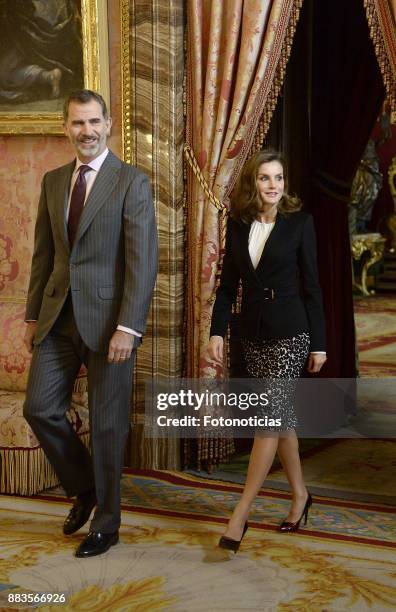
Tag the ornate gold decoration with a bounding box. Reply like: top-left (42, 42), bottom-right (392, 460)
top-left (1, 510), bottom-right (396, 610)
top-left (183, 146), bottom-right (222, 211)
top-left (81, 0), bottom-right (110, 106)
top-left (351, 233), bottom-right (386, 295)
top-left (40, 579), bottom-right (176, 612)
top-left (387, 155), bottom-right (396, 251)
top-left (120, 0), bottom-right (132, 164)
top-left (246, 536), bottom-right (396, 611)
top-left (389, 155), bottom-right (396, 199)
top-left (0, 433), bottom-right (89, 496)
top-left (0, 0), bottom-right (110, 135)
top-left (184, 145), bottom-right (228, 306)
top-left (363, 0), bottom-right (396, 113)
top-left (0, 297), bottom-right (26, 304)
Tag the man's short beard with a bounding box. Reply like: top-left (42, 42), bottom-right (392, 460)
top-left (78, 141), bottom-right (99, 152)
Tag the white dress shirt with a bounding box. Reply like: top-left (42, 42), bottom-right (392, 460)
top-left (248, 219), bottom-right (275, 269)
top-left (66, 147), bottom-right (110, 217)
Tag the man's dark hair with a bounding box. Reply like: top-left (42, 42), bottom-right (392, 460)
top-left (63, 89), bottom-right (108, 121)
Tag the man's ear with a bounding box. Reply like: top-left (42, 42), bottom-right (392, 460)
top-left (106, 117), bottom-right (112, 134)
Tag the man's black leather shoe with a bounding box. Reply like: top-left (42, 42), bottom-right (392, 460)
top-left (63, 494), bottom-right (96, 535)
top-left (75, 531), bottom-right (119, 558)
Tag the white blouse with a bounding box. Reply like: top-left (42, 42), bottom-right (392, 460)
top-left (248, 219), bottom-right (275, 268)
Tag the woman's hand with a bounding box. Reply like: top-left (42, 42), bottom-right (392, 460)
top-left (307, 352), bottom-right (327, 373)
top-left (207, 335), bottom-right (224, 365)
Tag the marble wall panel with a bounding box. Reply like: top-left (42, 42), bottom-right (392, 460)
top-left (121, 0), bottom-right (185, 468)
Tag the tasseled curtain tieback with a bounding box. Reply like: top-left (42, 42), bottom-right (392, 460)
top-left (184, 145), bottom-right (229, 304)
top-left (184, 145), bottom-right (227, 212)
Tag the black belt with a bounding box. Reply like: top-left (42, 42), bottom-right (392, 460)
top-left (261, 287), bottom-right (298, 301)
top-left (262, 287), bottom-right (275, 301)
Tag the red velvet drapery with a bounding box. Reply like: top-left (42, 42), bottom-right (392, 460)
top-left (307, 0), bottom-right (385, 377)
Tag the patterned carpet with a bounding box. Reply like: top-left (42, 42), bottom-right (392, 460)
top-left (0, 470), bottom-right (395, 611)
top-left (192, 297), bottom-right (396, 501)
top-left (265, 439), bottom-right (396, 504)
top-left (1, 298), bottom-right (394, 610)
top-left (201, 439), bottom-right (396, 505)
top-left (354, 296), bottom-right (396, 376)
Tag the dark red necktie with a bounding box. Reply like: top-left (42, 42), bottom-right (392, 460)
top-left (68, 164), bottom-right (91, 245)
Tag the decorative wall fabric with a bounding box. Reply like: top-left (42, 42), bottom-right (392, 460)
top-left (364, 0), bottom-right (396, 111)
top-left (1, 0), bottom-right (185, 473)
top-left (0, 3), bottom-right (124, 491)
top-left (185, 0), bottom-right (303, 469)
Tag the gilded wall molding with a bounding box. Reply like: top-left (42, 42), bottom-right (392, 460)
top-left (364, 0), bottom-right (396, 112)
top-left (120, 0), bottom-right (133, 163)
top-left (0, 0), bottom-right (110, 135)
top-left (81, 0), bottom-right (111, 109)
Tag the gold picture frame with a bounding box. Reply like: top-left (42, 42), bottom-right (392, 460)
top-left (0, 0), bottom-right (110, 135)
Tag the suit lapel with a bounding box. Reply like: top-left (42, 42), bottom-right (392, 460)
top-left (73, 151), bottom-right (122, 246)
top-left (56, 161), bottom-right (75, 254)
top-left (240, 222), bottom-right (257, 279)
top-left (241, 213), bottom-right (285, 279)
top-left (255, 213), bottom-right (285, 273)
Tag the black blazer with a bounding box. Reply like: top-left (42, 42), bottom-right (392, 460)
top-left (210, 210), bottom-right (326, 352)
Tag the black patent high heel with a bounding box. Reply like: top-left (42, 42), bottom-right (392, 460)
top-left (218, 521), bottom-right (249, 553)
top-left (278, 492), bottom-right (312, 533)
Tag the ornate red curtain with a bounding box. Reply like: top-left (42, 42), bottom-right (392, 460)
top-left (364, 0), bottom-right (396, 112)
top-left (185, 0), bottom-right (303, 469)
top-left (184, 0), bottom-right (396, 468)
top-left (307, 0), bottom-right (385, 378)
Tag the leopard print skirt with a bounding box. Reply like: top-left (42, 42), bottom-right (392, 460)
top-left (242, 333), bottom-right (310, 431)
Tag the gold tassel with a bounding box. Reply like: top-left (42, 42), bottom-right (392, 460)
top-left (363, 0), bottom-right (396, 113)
top-left (0, 434), bottom-right (90, 496)
top-left (248, 0), bottom-right (304, 158)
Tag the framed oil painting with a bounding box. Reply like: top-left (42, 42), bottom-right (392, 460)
top-left (0, 0), bottom-right (110, 134)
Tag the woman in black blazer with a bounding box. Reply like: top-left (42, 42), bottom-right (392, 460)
top-left (208, 150), bottom-right (327, 552)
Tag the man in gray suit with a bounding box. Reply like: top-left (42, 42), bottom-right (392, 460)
top-left (23, 89), bottom-right (157, 557)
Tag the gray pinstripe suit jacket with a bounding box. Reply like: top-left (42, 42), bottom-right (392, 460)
top-left (26, 150), bottom-right (158, 353)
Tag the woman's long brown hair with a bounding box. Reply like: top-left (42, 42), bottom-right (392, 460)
top-left (231, 150), bottom-right (302, 224)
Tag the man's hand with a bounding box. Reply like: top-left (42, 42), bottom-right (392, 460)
top-left (207, 335), bottom-right (224, 366)
top-left (24, 321), bottom-right (37, 353)
top-left (307, 353), bottom-right (327, 373)
top-left (107, 330), bottom-right (135, 363)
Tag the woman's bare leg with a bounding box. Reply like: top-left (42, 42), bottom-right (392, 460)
top-left (222, 434), bottom-right (278, 540)
top-left (277, 432), bottom-right (309, 522)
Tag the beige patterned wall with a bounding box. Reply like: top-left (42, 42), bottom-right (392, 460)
top-left (121, 0), bottom-right (185, 469)
top-left (0, 5), bottom-right (123, 417)
top-left (0, 1), bottom-right (185, 471)
top-left (0, 3), bottom-right (122, 300)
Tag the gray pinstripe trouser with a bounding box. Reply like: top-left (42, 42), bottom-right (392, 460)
top-left (23, 295), bottom-right (135, 533)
